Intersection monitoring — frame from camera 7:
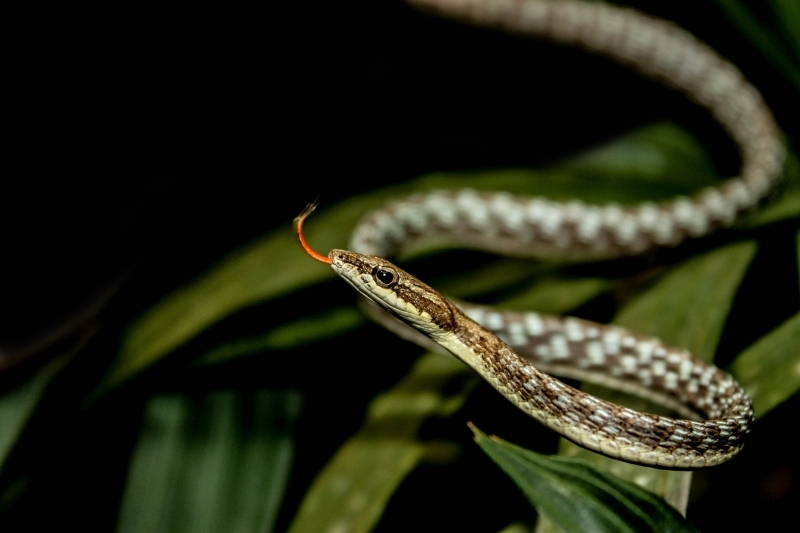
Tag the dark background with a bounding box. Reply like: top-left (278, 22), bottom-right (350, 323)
top-left (3, 1), bottom-right (797, 353)
top-left (1, 1), bottom-right (798, 530)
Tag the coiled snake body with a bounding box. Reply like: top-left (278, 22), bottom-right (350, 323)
top-left (297, 0), bottom-right (784, 469)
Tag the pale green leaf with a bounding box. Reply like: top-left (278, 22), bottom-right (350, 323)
top-left (471, 425), bottom-right (699, 533)
top-left (498, 523), bottom-right (532, 533)
top-left (729, 312), bottom-right (800, 418)
top-left (116, 389), bottom-right (300, 533)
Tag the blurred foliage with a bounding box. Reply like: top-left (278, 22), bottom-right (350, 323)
top-left (713, 0), bottom-right (800, 90)
top-left (2, 1), bottom-right (800, 532)
top-left (117, 390), bottom-right (301, 533)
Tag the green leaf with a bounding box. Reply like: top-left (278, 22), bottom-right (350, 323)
top-left (498, 523), bottom-right (532, 533)
top-left (97, 206), bottom-right (357, 392)
top-left (415, 122), bottom-right (720, 205)
top-left (99, 120), bottom-right (747, 533)
top-left (770, 0), bottom-right (800, 62)
top-left (739, 150), bottom-right (800, 228)
top-left (287, 264), bottom-right (621, 533)
top-left (435, 259), bottom-right (556, 299)
top-left (96, 122), bottom-right (721, 393)
top-left (287, 352), bottom-right (475, 533)
top-left (563, 122), bottom-right (721, 193)
top-left (742, 187), bottom-right (800, 228)
top-left (537, 242), bottom-right (757, 531)
top-left (500, 276), bottom-right (615, 315)
top-left (195, 307), bottom-right (366, 366)
top-left (615, 241), bottom-right (757, 361)
top-left (713, 0), bottom-right (800, 90)
top-left (434, 259), bottom-right (615, 313)
top-left (0, 354), bottom-right (71, 469)
top-left (282, 117), bottom-right (725, 528)
top-left (471, 425), bottom-right (699, 533)
top-left (116, 389), bottom-right (301, 533)
top-left (729, 312), bottom-right (800, 418)
top-left (543, 399), bottom-right (694, 530)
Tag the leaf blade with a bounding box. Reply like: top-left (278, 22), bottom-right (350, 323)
top-left (729, 312), bottom-right (800, 418)
top-left (471, 425), bottom-right (699, 533)
top-left (615, 242), bottom-right (756, 361)
top-left (116, 389), bottom-right (301, 533)
top-left (0, 353), bottom-right (72, 469)
top-left (713, 0), bottom-right (800, 89)
top-left (286, 352), bottom-right (474, 533)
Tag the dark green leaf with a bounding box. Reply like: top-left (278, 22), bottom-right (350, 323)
top-left (0, 354), bottom-right (71, 468)
top-left (545, 398), bottom-right (694, 529)
top-left (471, 425), bottom-right (699, 533)
top-left (287, 262), bottom-right (623, 533)
top-left (769, 0), bottom-right (800, 62)
top-left (284, 117), bottom-right (724, 528)
top-left (742, 187), bottom-right (800, 228)
top-left (195, 307), bottom-right (366, 366)
top-left (116, 389), bottom-right (301, 533)
top-left (713, 0), bottom-right (800, 89)
top-left (540, 242), bottom-right (758, 529)
top-left (500, 276), bottom-right (615, 315)
top-left (434, 259), bottom-right (556, 299)
top-left (615, 242), bottom-right (756, 361)
top-left (287, 353), bottom-right (474, 533)
top-left (739, 150), bottom-right (800, 228)
top-left (729, 312), bottom-right (800, 417)
top-left (96, 122), bottom-right (722, 393)
top-left (562, 122), bottom-right (721, 192)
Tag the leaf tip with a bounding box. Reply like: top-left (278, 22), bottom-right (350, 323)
top-left (467, 421), bottom-right (497, 443)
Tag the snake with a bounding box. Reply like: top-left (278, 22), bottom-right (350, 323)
top-left (296, 0), bottom-right (784, 469)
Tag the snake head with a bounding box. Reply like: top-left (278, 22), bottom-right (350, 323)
top-left (329, 249), bottom-right (458, 338)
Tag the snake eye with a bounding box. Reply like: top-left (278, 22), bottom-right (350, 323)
top-left (374, 267), bottom-right (397, 287)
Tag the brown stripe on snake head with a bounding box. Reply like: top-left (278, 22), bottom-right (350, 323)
top-left (329, 249), bottom-right (459, 333)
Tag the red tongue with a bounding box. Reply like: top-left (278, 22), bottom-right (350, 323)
top-left (294, 202), bottom-right (332, 265)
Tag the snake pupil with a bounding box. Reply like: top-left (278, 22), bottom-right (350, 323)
top-left (376, 269), bottom-right (395, 285)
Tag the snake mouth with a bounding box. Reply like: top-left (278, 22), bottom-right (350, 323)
top-left (329, 259), bottom-right (361, 293)
top-left (329, 250), bottom-right (379, 302)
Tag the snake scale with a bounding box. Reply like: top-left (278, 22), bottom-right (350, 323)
top-left (297, 0), bottom-right (784, 469)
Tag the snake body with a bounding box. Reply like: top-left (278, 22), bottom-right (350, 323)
top-left (299, 0), bottom-right (784, 469)
top-left (328, 250), bottom-right (750, 468)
